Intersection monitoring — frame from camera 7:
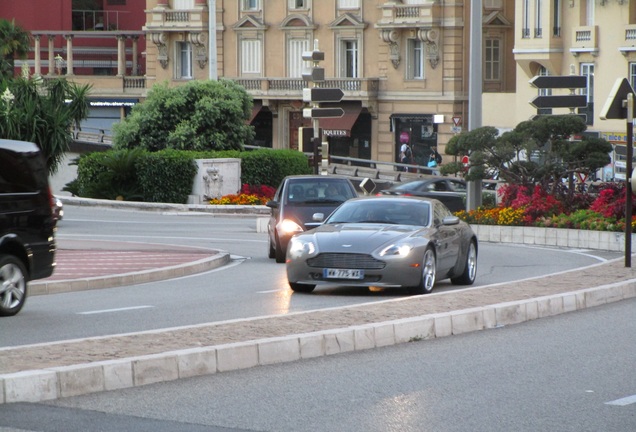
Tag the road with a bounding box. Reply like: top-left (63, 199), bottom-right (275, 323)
top-left (2, 298), bottom-right (634, 432)
top-left (1, 205), bottom-right (621, 347)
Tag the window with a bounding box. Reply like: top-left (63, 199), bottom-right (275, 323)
top-left (534, 0), bottom-right (542, 38)
top-left (338, 0), bottom-right (360, 8)
top-left (630, 63), bottom-right (636, 92)
top-left (537, 67), bottom-right (551, 115)
top-left (289, 0), bottom-right (307, 9)
top-left (579, 63), bottom-right (594, 125)
top-left (552, 0), bottom-right (561, 37)
top-left (483, 0), bottom-right (503, 8)
top-left (173, 0), bottom-right (194, 9)
top-left (241, 39), bottom-right (262, 75)
top-left (242, 0), bottom-right (259, 11)
top-left (585, 0), bottom-right (594, 26)
top-left (522, 0), bottom-right (530, 38)
top-left (341, 40), bottom-right (358, 78)
top-left (407, 39), bottom-right (424, 80)
top-left (176, 42), bottom-right (192, 79)
top-left (288, 39), bottom-right (310, 78)
top-left (484, 38), bottom-right (501, 81)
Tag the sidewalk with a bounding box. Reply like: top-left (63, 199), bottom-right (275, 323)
top-left (1, 199), bottom-right (636, 404)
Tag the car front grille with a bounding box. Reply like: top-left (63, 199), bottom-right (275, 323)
top-left (307, 253), bottom-right (386, 270)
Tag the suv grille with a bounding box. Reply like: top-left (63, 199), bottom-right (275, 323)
top-left (307, 253), bottom-right (386, 270)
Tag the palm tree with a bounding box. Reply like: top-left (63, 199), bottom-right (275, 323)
top-left (0, 19), bottom-right (31, 79)
top-left (0, 76), bottom-right (92, 174)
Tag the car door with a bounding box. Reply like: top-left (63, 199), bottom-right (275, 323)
top-left (432, 203), bottom-right (462, 273)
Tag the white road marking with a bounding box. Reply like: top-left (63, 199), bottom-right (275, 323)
top-left (78, 305), bottom-right (154, 315)
top-left (605, 394), bottom-right (636, 406)
top-left (257, 289), bottom-right (285, 294)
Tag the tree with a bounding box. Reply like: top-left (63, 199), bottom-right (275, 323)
top-left (0, 19), bottom-right (31, 79)
top-left (113, 79), bottom-right (255, 152)
top-left (442, 115), bottom-right (612, 206)
top-left (0, 76), bottom-right (91, 174)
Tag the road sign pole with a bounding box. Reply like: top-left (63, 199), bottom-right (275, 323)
top-left (626, 93), bottom-right (634, 268)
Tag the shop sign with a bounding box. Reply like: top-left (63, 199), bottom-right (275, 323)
top-left (323, 129), bottom-right (349, 137)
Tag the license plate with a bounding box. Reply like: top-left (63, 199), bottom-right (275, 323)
top-left (323, 268), bottom-right (364, 280)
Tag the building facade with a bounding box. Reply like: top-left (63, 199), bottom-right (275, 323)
top-left (143, 0), bottom-right (516, 168)
top-left (483, 0), bottom-right (636, 180)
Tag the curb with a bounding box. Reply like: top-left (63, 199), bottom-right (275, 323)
top-left (2, 276), bottom-right (635, 404)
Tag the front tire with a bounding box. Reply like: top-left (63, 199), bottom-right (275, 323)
top-left (451, 240), bottom-right (477, 285)
top-left (409, 248), bottom-right (436, 295)
top-left (0, 255), bottom-right (28, 317)
top-left (268, 233), bottom-right (276, 259)
top-left (289, 282), bottom-right (315, 293)
top-left (274, 234), bottom-right (286, 263)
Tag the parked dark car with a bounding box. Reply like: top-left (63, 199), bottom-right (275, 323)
top-left (286, 196), bottom-right (478, 294)
top-left (379, 177), bottom-right (467, 212)
top-left (266, 175), bottom-right (358, 263)
top-left (0, 139), bottom-right (57, 316)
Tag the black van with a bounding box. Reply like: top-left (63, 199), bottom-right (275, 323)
top-left (0, 139), bottom-right (56, 316)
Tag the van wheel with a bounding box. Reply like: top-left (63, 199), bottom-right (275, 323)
top-left (0, 255), bottom-right (28, 317)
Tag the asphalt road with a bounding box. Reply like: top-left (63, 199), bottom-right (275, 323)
top-left (1, 205), bottom-right (622, 347)
top-left (2, 297), bottom-right (634, 432)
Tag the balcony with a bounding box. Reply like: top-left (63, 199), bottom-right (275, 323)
top-left (376, 1), bottom-right (440, 28)
top-left (232, 78), bottom-right (379, 102)
top-left (30, 31), bottom-right (146, 99)
top-left (145, 7), bottom-right (207, 33)
top-left (619, 24), bottom-right (636, 57)
top-left (513, 24), bottom-right (564, 75)
top-left (570, 26), bottom-right (599, 57)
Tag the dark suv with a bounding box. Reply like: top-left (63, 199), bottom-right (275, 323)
top-left (266, 175), bottom-right (358, 263)
top-left (0, 139), bottom-right (56, 316)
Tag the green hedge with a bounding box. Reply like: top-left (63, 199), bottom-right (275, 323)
top-left (71, 148), bottom-right (311, 203)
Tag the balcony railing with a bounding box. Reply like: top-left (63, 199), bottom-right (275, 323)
top-left (570, 26), bottom-right (598, 56)
top-left (146, 8), bottom-right (206, 30)
top-left (619, 25), bottom-right (636, 56)
top-left (377, 1), bottom-right (438, 28)
top-left (232, 78), bottom-right (380, 99)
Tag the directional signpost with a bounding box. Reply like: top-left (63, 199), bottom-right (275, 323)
top-left (600, 78), bottom-right (636, 267)
top-left (529, 75), bottom-right (588, 112)
top-left (302, 41), bottom-right (345, 174)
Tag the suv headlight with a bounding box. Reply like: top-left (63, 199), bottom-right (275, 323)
top-left (278, 219), bottom-right (303, 235)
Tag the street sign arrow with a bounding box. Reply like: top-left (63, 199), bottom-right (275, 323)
top-left (529, 75), bottom-right (587, 89)
top-left (303, 107), bottom-right (345, 119)
top-left (600, 78), bottom-right (636, 120)
top-left (530, 94), bottom-right (587, 109)
top-left (302, 67), bottom-right (325, 82)
top-left (302, 88), bottom-right (345, 103)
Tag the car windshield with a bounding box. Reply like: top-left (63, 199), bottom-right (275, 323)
top-left (326, 200), bottom-right (430, 226)
top-left (285, 180), bottom-right (356, 204)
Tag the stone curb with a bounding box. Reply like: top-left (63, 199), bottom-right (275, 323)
top-left (29, 252), bottom-right (231, 296)
top-left (2, 278), bottom-right (635, 404)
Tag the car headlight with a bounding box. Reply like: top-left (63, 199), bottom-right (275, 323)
top-left (379, 244), bottom-right (413, 257)
top-left (288, 237), bottom-right (317, 259)
top-left (277, 219), bottom-right (304, 235)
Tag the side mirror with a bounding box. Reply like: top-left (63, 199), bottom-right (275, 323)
top-left (312, 212), bottom-right (325, 222)
top-left (442, 216), bottom-right (460, 226)
top-left (265, 200), bottom-right (279, 209)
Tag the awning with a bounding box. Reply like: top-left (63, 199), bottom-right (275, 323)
top-left (318, 102), bottom-right (362, 137)
top-left (247, 101), bottom-right (263, 124)
top-left (389, 113), bottom-right (433, 131)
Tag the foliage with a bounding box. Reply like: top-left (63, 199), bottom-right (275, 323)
top-left (209, 184), bottom-right (276, 205)
top-left (75, 149), bottom-right (145, 200)
top-left (136, 150), bottom-right (198, 204)
top-left (589, 182), bottom-right (630, 220)
top-left (0, 76), bottom-right (91, 174)
top-left (0, 19), bottom-right (30, 79)
top-left (441, 116), bottom-right (612, 209)
top-left (113, 80), bottom-right (254, 152)
top-left (240, 149), bottom-right (312, 187)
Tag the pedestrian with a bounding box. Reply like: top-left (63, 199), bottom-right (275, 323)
top-left (428, 145), bottom-right (442, 167)
top-left (400, 143), bottom-right (412, 172)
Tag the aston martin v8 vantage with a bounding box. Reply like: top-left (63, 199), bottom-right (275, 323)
top-left (286, 196), bottom-right (478, 295)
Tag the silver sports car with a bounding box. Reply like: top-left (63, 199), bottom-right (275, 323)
top-left (286, 196), bottom-right (478, 295)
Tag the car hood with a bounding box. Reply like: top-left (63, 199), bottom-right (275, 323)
top-left (282, 201), bottom-right (344, 228)
top-left (306, 223), bottom-right (429, 253)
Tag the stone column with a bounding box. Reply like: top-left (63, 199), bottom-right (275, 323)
top-left (47, 35), bottom-right (55, 75)
top-left (117, 35), bottom-right (126, 76)
top-left (65, 35), bottom-right (74, 75)
top-left (34, 35), bottom-right (41, 75)
top-left (131, 36), bottom-right (139, 75)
